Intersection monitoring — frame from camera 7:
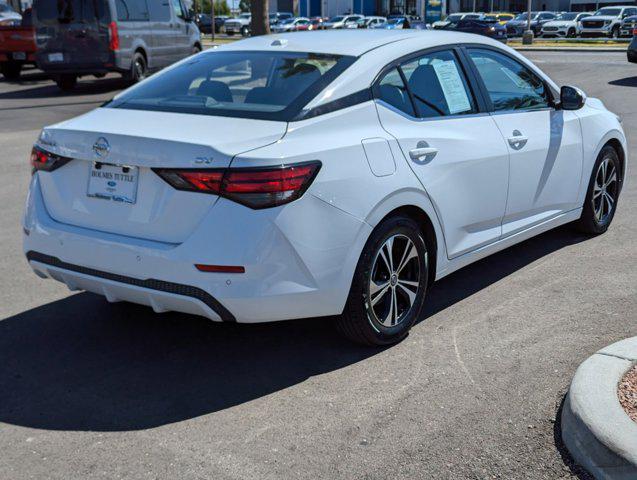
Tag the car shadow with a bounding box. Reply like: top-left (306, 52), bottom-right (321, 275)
top-left (0, 76), bottom-right (127, 100)
top-left (0, 225), bottom-right (590, 432)
top-left (608, 76), bottom-right (637, 88)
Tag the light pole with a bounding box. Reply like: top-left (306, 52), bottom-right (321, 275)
top-left (522, 0), bottom-right (533, 45)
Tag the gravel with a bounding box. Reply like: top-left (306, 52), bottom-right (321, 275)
top-left (619, 364), bottom-right (637, 423)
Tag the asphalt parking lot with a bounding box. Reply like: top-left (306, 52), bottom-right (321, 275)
top-left (0, 51), bottom-right (636, 480)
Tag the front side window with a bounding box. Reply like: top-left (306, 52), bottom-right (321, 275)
top-left (170, 0), bottom-right (185, 19)
top-left (107, 51), bottom-right (355, 121)
top-left (400, 50), bottom-right (475, 117)
top-left (467, 48), bottom-right (549, 112)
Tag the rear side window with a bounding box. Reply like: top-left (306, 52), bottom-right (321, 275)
top-left (467, 48), bottom-right (549, 112)
top-left (401, 51), bottom-right (475, 117)
top-left (107, 51), bottom-right (355, 121)
top-left (375, 49), bottom-right (475, 118)
top-left (115, 0), bottom-right (149, 21)
top-left (377, 68), bottom-right (415, 116)
top-left (34, 0), bottom-right (110, 25)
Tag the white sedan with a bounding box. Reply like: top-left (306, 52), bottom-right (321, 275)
top-left (23, 30), bottom-right (627, 345)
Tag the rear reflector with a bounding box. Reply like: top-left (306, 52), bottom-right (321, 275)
top-left (195, 264), bottom-right (245, 273)
top-left (154, 161), bottom-right (321, 209)
top-left (30, 145), bottom-right (71, 174)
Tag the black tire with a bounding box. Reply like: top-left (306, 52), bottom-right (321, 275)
top-left (126, 52), bottom-right (147, 84)
top-left (336, 215), bottom-right (429, 346)
top-left (610, 26), bottom-right (619, 39)
top-left (567, 28), bottom-right (576, 38)
top-left (54, 74), bottom-right (77, 91)
top-left (241, 26), bottom-right (249, 37)
top-left (575, 145), bottom-right (622, 235)
top-left (192, 44), bottom-right (202, 55)
top-left (0, 61), bottom-right (22, 80)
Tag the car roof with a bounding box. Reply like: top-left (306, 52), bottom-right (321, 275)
top-left (215, 30), bottom-right (493, 57)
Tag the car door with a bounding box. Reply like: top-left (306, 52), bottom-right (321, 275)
top-left (147, 0), bottom-right (173, 68)
top-left (465, 47), bottom-right (583, 237)
top-left (374, 48), bottom-right (510, 259)
top-left (169, 0), bottom-right (191, 61)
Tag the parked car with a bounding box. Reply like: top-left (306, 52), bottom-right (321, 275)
top-left (484, 12), bottom-right (514, 25)
top-left (271, 17), bottom-right (311, 32)
top-left (580, 6), bottom-right (637, 38)
top-left (506, 11), bottom-right (557, 36)
top-left (431, 12), bottom-right (483, 29)
top-left (23, 30), bottom-right (626, 345)
top-left (195, 13), bottom-right (229, 34)
top-left (357, 16), bottom-right (387, 28)
top-left (373, 16), bottom-right (412, 29)
top-left (0, 2), bottom-right (21, 25)
top-left (447, 17), bottom-right (507, 41)
top-left (629, 25), bottom-right (637, 62)
top-left (33, 0), bottom-right (202, 91)
top-left (619, 14), bottom-right (637, 37)
top-left (309, 16), bottom-right (328, 29)
top-left (540, 12), bottom-right (592, 38)
top-left (224, 13), bottom-right (251, 36)
top-left (0, 7), bottom-right (35, 80)
top-left (322, 14), bottom-right (363, 29)
top-left (269, 12), bottom-right (294, 25)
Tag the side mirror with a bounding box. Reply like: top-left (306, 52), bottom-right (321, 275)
top-left (560, 85), bottom-right (586, 110)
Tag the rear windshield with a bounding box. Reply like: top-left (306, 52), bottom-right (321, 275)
top-left (106, 50), bottom-right (356, 121)
top-left (34, 0), bottom-right (110, 24)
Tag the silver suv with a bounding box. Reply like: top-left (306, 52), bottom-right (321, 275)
top-left (33, 0), bottom-right (202, 90)
top-left (580, 6), bottom-right (637, 38)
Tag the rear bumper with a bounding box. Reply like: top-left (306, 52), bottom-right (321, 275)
top-left (628, 46), bottom-right (637, 63)
top-left (0, 52), bottom-right (36, 62)
top-left (23, 174), bottom-right (372, 323)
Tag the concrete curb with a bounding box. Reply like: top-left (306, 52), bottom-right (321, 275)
top-left (562, 337), bottom-right (637, 479)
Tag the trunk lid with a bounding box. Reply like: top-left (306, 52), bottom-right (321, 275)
top-left (37, 108), bottom-right (287, 244)
top-left (33, 0), bottom-right (112, 70)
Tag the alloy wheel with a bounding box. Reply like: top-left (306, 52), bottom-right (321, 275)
top-left (368, 234), bottom-right (421, 328)
top-left (592, 156), bottom-right (618, 224)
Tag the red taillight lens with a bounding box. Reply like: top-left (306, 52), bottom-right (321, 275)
top-left (634, 27), bottom-right (637, 36)
top-left (154, 161), bottom-right (321, 209)
top-left (108, 21), bottom-right (119, 51)
top-left (30, 146), bottom-right (70, 174)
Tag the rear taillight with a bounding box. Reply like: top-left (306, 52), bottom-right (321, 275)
top-left (634, 27), bottom-right (637, 36)
top-left (154, 161), bottom-right (321, 209)
top-left (30, 146), bottom-right (70, 174)
top-left (108, 21), bottom-right (119, 51)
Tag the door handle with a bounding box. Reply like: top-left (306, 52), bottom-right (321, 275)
top-left (409, 147), bottom-right (438, 161)
top-left (507, 130), bottom-right (528, 150)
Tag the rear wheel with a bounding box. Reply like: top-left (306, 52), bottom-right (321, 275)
top-left (575, 145), bottom-right (621, 234)
top-left (126, 52), bottom-right (147, 84)
top-left (54, 74), bottom-right (77, 91)
top-left (0, 61), bottom-right (22, 80)
top-left (336, 215), bottom-right (429, 346)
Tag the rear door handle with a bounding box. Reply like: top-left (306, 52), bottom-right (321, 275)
top-left (507, 130), bottom-right (528, 150)
top-left (409, 147), bottom-right (438, 161)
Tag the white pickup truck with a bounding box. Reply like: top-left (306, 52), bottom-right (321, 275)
top-left (580, 5), bottom-right (637, 38)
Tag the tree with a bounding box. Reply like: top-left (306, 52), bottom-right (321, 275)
top-left (250, 0), bottom-right (269, 36)
top-left (214, 0), bottom-right (231, 16)
top-left (239, 0), bottom-right (251, 12)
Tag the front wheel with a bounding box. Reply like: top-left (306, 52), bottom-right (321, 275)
top-left (610, 26), bottom-right (619, 38)
top-left (567, 28), bottom-right (576, 38)
top-left (336, 216), bottom-right (429, 346)
top-left (575, 145), bottom-right (621, 234)
top-left (241, 26), bottom-right (250, 36)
